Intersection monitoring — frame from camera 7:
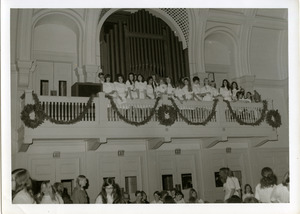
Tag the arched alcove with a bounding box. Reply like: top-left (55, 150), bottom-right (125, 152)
top-left (31, 12), bottom-right (83, 96)
top-left (204, 27), bottom-right (239, 87)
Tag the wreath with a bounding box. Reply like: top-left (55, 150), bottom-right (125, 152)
top-left (20, 104), bottom-right (45, 129)
top-left (266, 110), bottom-right (282, 128)
top-left (157, 105), bottom-right (177, 126)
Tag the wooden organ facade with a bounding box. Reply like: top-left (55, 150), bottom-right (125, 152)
top-left (100, 9), bottom-right (189, 84)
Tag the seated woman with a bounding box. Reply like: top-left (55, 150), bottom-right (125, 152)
top-left (231, 81), bottom-right (239, 101)
top-left (192, 76), bottom-right (202, 101)
top-left (219, 79), bottom-right (232, 101)
top-left (12, 168), bottom-right (36, 204)
top-left (174, 191), bottom-right (185, 203)
top-left (103, 74), bottom-right (117, 97)
top-left (134, 190), bottom-right (143, 204)
top-left (166, 76), bottom-right (175, 98)
top-left (146, 76), bottom-right (156, 99)
top-left (114, 73), bottom-right (128, 104)
top-left (150, 191), bottom-right (163, 204)
top-left (156, 77), bottom-right (167, 97)
top-left (135, 74), bottom-right (147, 99)
top-left (243, 184), bottom-right (254, 201)
top-left (95, 177), bottom-right (123, 204)
top-left (126, 72), bottom-right (138, 99)
top-left (182, 77), bottom-right (194, 101)
top-left (200, 78), bottom-right (214, 101)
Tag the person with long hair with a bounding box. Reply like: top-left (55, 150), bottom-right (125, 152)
top-left (242, 184), bottom-right (254, 201)
top-left (141, 191), bottom-right (150, 203)
top-left (39, 181), bottom-right (61, 204)
top-left (182, 77), bottom-right (193, 100)
top-left (174, 190), bottom-right (185, 203)
top-left (192, 76), bottom-right (202, 101)
top-left (150, 191), bottom-right (163, 204)
top-left (12, 168), bottom-right (36, 204)
top-left (166, 76), bottom-right (175, 98)
top-left (156, 77), bottom-right (167, 97)
top-left (71, 175), bottom-right (89, 204)
top-left (231, 81), bottom-right (239, 101)
top-left (188, 188), bottom-right (204, 203)
top-left (219, 167), bottom-right (240, 202)
top-left (95, 177), bottom-right (123, 204)
top-left (134, 190), bottom-right (143, 204)
top-left (271, 171), bottom-right (289, 203)
top-left (114, 73), bottom-right (128, 104)
top-left (53, 182), bottom-right (65, 204)
top-left (219, 79), bottom-right (232, 101)
top-left (255, 167), bottom-right (277, 203)
top-left (103, 74), bottom-right (117, 97)
top-left (146, 76), bottom-right (156, 99)
top-left (135, 74), bottom-right (147, 99)
top-left (200, 78), bottom-right (215, 101)
top-left (126, 72), bottom-right (138, 99)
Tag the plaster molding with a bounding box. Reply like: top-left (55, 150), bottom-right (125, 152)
top-left (83, 64), bottom-right (99, 83)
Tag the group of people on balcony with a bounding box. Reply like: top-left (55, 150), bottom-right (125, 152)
top-left (98, 72), bottom-right (259, 104)
top-left (12, 167), bottom-right (289, 204)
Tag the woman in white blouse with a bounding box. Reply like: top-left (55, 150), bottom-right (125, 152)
top-left (114, 74), bottom-right (128, 104)
top-left (166, 76), bottom-right (175, 98)
top-left (103, 74), bottom-right (117, 97)
top-left (146, 76), bottom-right (156, 99)
top-left (135, 74), bottom-right (147, 99)
top-left (182, 77), bottom-right (193, 100)
top-left (255, 167), bottom-right (277, 203)
top-left (126, 72), bottom-right (138, 99)
top-left (219, 79), bottom-right (232, 101)
top-left (156, 78), bottom-right (167, 97)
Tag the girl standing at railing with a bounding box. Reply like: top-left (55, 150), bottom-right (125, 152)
top-left (135, 74), bottom-right (147, 99)
top-left (146, 76), bottom-right (156, 99)
top-left (103, 74), bottom-right (117, 97)
top-left (182, 77), bottom-right (193, 100)
top-left (220, 79), bottom-right (232, 101)
top-left (114, 74), bottom-right (128, 104)
top-left (200, 78), bottom-right (214, 101)
top-left (156, 77), bottom-right (167, 97)
top-left (192, 76), bottom-right (202, 101)
top-left (231, 81), bottom-right (239, 101)
top-left (126, 73), bottom-right (138, 99)
top-left (174, 81), bottom-right (185, 103)
top-left (166, 76), bottom-right (175, 98)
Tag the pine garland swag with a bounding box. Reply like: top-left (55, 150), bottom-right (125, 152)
top-left (169, 98), bottom-right (219, 125)
top-left (157, 105), bottom-right (177, 126)
top-left (106, 95), bottom-right (161, 126)
top-left (224, 100), bottom-right (268, 126)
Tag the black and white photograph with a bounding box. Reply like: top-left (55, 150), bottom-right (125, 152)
top-left (1, 0), bottom-right (299, 214)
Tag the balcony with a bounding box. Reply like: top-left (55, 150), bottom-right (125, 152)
top-left (18, 90), bottom-right (278, 152)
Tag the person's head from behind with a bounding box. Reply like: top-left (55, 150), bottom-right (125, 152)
top-left (226, 195), bottom-right (242, 203)
top-left (243, 196), bottom-right (259, 203)
top-left (164, 195), bottom-right (176, 203)
top-left (135, 190), bottom-right (142, 203)
top-left (192, 76), bottom-right (200, 85)
top-left (282, 171), bottom-right (289, 188)
top-left (160, 190), bottom-right (169, 201)
top-left (260, 167), bottom-right (277, 188)
top-left (244, 184), bottom-right (253, 194)
top-left (76, 175), bottom-right (87, 189)
top-left (12, 168), bottom-right (32, 194)
top-left (153, 191), bottom-right (161, 202)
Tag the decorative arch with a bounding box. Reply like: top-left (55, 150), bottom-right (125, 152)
top-left (204, 26), bottom-right (241, 78)
top-left (96, 8), bottom-right (188, 49)
top-left (31, 9), bottom-right (84, 66)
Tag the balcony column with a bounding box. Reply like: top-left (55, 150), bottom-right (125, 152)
top-left (98, 92), bottom-right (108, 125)
top-left (17, 60), bottom-right (36, 88)
top-left (83, 65), bottom-right (99, 83)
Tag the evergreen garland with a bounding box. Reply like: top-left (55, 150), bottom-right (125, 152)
top-left (266, 109), bottom-right (282, 128)
top-left (157, 105), bottom-right (177, 126)
top-left (169, 98), bottom-right (219, 125)
top-left (106, 95), bottom-right (161, 126)
top-left (224, 100), bottom-right (268, 126)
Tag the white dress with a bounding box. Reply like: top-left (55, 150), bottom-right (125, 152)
top-left (192, 84), bottom-right (202, 101)
top-left (95, 194), bottom-right (114, 204)
top-left (223, 177), bottom-right (239, 201)
top-left (255, 183), bottom-right (276, 203)
top-left (125, 80), bottom-right (138, 99)
top-left (174, 87), bottom-right (184, 101)
top-left (114, 82), bottom-right (128, 102)
top-left (182, 85), bottom-right (193, 100)
top-left (220, 87), bottom-right (232, 101)
top-left (156, 84), bottom-right (167, 96)
top-left (231, 88), bottom-right (239, 100)
top-left (13, 189), bottom-right (36, 204)
top-left (40, 195), bottom-right (59, 204)
top-left (103, 82), bottom-right (116, 97)
top-left (135, 81), bottom-right (147, 99)
top-left (200, 85), bottom-right (214, 101)
top-left (270, 183), bottom-right (289, 203)
top-left (146, 85), bottom-right (155, 99)
top-left (166, 84), bottom-right (175, 97)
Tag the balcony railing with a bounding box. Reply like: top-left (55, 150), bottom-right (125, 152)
top-left (19, 90), bottom-right (277, 152)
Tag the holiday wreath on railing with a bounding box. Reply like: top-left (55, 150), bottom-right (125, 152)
top-left (20, 91), bottom-right (282, 129)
